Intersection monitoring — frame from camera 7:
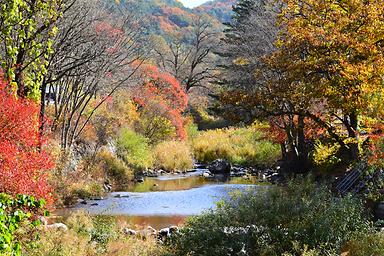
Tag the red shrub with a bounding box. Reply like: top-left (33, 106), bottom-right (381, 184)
top-left (134, 64), bottom-right (188, 140)
top-left (0, 75), bottom-right (54, 204)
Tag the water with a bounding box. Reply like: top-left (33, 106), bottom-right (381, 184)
top-left (56, 170), bottom-right (261, 229)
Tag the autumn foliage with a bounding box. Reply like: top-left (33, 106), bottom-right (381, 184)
top-left (134, 64), bottom-right (188, 140)
top-left (0, 75), bottom-right (54, 204)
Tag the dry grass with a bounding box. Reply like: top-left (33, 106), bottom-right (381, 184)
top-left (154, 140), bottom-right (194, 171)
top-left (25, 211), bottom-right (167, 256)
top-left (192, 126), bottom-right (280, 166)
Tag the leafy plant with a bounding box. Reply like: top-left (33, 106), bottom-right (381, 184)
top-left (0, 193), bottom-right (46, 255)
top-left (0, 74), bottom-right (54, 204)
top-left (312, 141), bottom-right (341, 173)
top-left (169, 177), bottom-right (370, 256)
top-left (133, 64), bottom-right (188, 140)
top-left (116, 128), bottom-right (153, 170)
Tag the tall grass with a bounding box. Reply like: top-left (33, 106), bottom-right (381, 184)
top-left (25, 211), bottom-right (167, 256)
top-left (192, 126), bottom-right (280, 166)
top-left (154, 140), bottom-right (194, 171)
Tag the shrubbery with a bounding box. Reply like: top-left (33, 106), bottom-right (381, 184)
top-left (98, 150), bottom-right (132, 189)
top-left (154, 140), bottom-right (193, 171)
top-left (0, 76), bottom-right (54, 204)
top-left (343, 232), bottom-right (384, 256)
top-left (192, 126), bottom-right (280, 166)
top-left (168, 177), bottom-right (371, 256)
top-left (0, 193), bottom-right (46, 256)
top-left (116, 128), bottom-right (153, 170)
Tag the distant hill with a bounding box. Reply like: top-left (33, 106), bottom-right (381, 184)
top-left (195, 0), bottom-right (236, 23)
top-left (114, 0), bottom-right (235, 42)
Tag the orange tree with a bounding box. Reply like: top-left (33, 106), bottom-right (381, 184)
top-left (217, 0), bottom-right (383, 172)
top-left (269, 0), bottom-right (384, 160)
top-left (133, 64), bottom-right (188, 140)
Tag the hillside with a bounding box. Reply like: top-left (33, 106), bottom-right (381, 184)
top-left (195, 0), bottom-right (236, 23)
top-left (116, 0), bottom-right (234, 41)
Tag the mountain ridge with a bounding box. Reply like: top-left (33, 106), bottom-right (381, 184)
top-left (116, 0), bottom-right (234, 41)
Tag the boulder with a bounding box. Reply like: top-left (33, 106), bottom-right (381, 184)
top-left (158, 228), bottom-right (170, 239)
top-left (123, 228), bottom-right (137, 236)
top-left (202, 171), bottom-right (213, 178)
top-left (158, 226), bottom-right (179, 241)
top-left (46, 223), bottom-right (68, 231)
top-left (208, 159), bottom-right (231, 174)
top-left (136, 177), bottom-right (144, 183)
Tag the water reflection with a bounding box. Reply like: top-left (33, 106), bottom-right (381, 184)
top-left (55, 172), bottom-right (262, 228)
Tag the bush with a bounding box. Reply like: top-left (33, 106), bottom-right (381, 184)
top-left (342, 231), bottom-right (384, 256)
top-left (0, 193), bottom-right (46, 256)
top-left (192, 126), bottom-right (280, 166)
top-left (154, 140), bottom-right (194, 171)
top-left (116, 128), bottom-right (153, 170)
top-left (312, 141), bottom-right (342, 173)
top-left (71, 181), bottom-right (104, 200)
top-left (97, 150), bottom-right (132, 189)
top-left (0, 76), bottom-right (54, 203)
top-left (169, 177), bottom-right (370, 256)
top-left (134, 108), bottom-right (177, 144)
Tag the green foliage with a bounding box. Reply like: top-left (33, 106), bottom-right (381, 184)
top-left (185, 122), bottom-right (199, 139)
top-left (116, 128), bottom-right (153, 170)
top-left (0, 0), bottom-right (62, 98)
top-left (193, 107), bottom-right (228, 130)
top-left (169, 177), bottom-right (370, 256)
top-left (135, 110), bottom-right (177, 144)
top-left (90, 216), bottom-right (118, 250)
top-left (154, 140), bottom-right (194, 171)
top-left (0, 193), bottom-right (46, 256)
top-left (311, 141), bottom-right (342, 173)
top-left (192, 126), bottom-right (280, 166)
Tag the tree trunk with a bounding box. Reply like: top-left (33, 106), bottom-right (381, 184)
top-left (38, 82), bottom-right (47, 149)
top-left (345, 112), bottom-right (359, 160)
top-left (295, 114), bottom-right (309, 172)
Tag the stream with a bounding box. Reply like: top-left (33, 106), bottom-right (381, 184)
top-left (55, 169), bottom-right (261, 230)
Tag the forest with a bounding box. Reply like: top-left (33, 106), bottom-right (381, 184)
top-left (0, 0), bottom-right (383, 255)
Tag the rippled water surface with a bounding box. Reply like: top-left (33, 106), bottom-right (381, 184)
top-left (56, 171), bottom-right (262, 229)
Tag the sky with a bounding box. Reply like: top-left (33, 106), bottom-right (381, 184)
top-left (178, 0), bottom-right (210, 8)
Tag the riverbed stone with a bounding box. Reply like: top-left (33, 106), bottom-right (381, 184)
top-left (208, 159), bottom-right (231, 174)
top-left (46, 223), bottom-right (68, 231)
top-left (136, 177), bottom-right (144, 183)
top-left (123, 228), bottom-right (137, 236)
top-left (202, 171), bottom-right (213, 178)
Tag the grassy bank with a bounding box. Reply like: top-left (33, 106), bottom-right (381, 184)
top-left (192, 125), bottom-right (281, 166)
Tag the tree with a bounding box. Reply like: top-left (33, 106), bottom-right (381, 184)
top-left (42, 0), bottom-right (148, 150)
top-left (0, 73), bottom-right (54, 204)
top-left (154, 16), bottom-right (218, 92)
top-left (268, 0), bottom-right (384, 160)
top-left (0, 0), bottom-right (63, 98)
top-left (133, 64), bottom-right (188, 140)
top-left (217, 0), bottom-right (384, 172)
